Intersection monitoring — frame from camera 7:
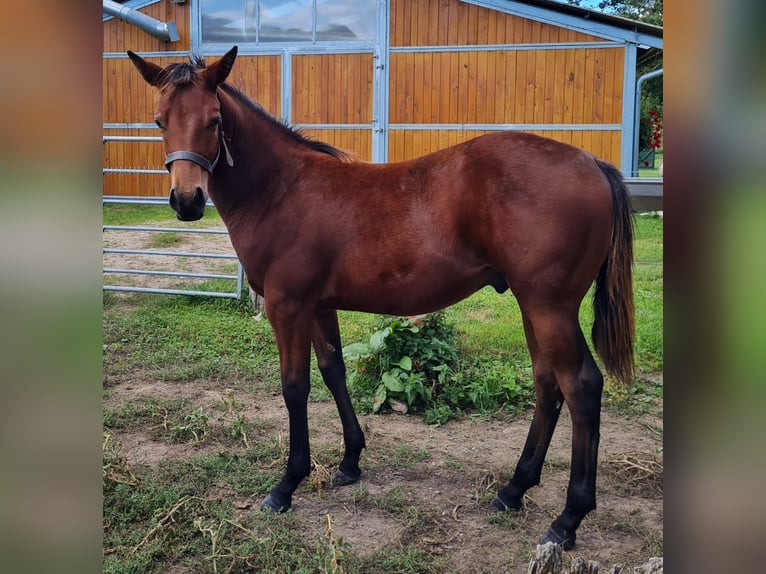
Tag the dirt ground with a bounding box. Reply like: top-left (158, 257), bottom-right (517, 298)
top-left (104, 374), bottom-right (663, 573)
top-left (103, 222), bottom-right (663, 572)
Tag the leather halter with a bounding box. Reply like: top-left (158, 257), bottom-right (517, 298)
top-left (164, 122), bottom-right (234, 174)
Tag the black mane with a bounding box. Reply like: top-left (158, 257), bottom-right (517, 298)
top-left (158, 52), bottom-right (206, 88)
top-left (218, 82), bottom-right (351, 163)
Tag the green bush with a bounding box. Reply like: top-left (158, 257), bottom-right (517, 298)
top-left (343, 313), bottom-right (457, 415)
top-left (343, 313), bottom-right (533, 424)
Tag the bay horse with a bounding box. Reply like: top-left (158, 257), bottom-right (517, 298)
top-left (128, 47), bottom-right (634, 550)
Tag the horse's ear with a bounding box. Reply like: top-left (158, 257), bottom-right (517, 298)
top-left (205, 46), bottom-right (238, 88)
top-left (127, 51), bottom-right (164, 87)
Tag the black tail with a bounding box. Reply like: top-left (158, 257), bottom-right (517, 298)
top-left (592, 160), bottom-right (635, 384)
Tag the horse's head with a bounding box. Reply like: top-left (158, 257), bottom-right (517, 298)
top-left (127, 47), bottom-right (238, 221)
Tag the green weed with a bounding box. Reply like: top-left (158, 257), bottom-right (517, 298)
top-left (145, 231), bottom-right (184, 248)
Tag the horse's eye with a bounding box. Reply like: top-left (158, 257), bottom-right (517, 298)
top-left (154, 118), bottom-right (164, 130)
top-left (210, 117), bottom-right (221, 129)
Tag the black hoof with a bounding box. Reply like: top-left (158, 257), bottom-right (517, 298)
top-left (260, 493), bottom-right (291, 513)
top-left (332, 468), bottom-right (361, 486)
top-left (490, 492), bottom-right (522, 512)
top-left (541, 525), bottom-right (575, 551)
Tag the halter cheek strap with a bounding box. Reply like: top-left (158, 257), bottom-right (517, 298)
top-left (164, 125), bottom-right (234, 174)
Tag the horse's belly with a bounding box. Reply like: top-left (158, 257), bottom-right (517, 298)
top-left (322, 264), bottom-right (499, 316)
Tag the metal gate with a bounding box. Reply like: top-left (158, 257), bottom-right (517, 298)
top-left (103, 135), bottom-right (245, 301)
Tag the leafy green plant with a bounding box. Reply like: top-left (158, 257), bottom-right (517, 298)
top-left (169, 407), bottom-right (210, 444)
top-left (343, 313), bottom-right (457, 414)
top-left (343, 313), bottom-right (536, 424)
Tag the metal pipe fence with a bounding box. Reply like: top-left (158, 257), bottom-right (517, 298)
top-left (103, 134), bottom-right (245, 300)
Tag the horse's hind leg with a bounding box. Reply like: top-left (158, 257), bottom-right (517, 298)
top-left (311, 309), bottom-right (366, 485)
top-left (524, 308), bottom-right (604, 550)
top-left (492, 312), bottom-right (564, 511)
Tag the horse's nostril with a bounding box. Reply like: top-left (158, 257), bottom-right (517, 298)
top-left (169, 189), bottom-right (179, 212)
top-left (194, 186), bottom-right (205, 205)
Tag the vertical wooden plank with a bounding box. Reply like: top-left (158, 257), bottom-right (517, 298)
top-left (534, 44), bottom-right (547, 125)
top-left (413, 53), bottom-right (425, 123)
top-left (354, 53), bottom-right (362, 123)
top-left (584, 48), bottom-right (596, 124)
top-left (571, 129), bottom-right (583, 151)
top-left (602, 48), bottom-right (616, 125)
top-left (484, 51), bottom-right (497, 124)
top-left (302, 55), bottom-right (311, 122)
top-left (402, 0), bottom-right (412, 47)
top-left (492, 51), bottom-right (505, 124)
top-left (502, 50), bottom-right (516, 123)
top-left (513, 50), bottom-right (526, 124)
top-left (508, 13), bottom-right (519, 44)
top-left (524, 48), bottom-right (536, 124)
top-left (468, 49), bottom-right (478, 123)
top-left (415, 0), bottom-right (426, 47)
top-left (436, 53), bottom-right (447, 124)
top-left (321, 55), bottom-right (330, 123)
top-left (427, 0), bottom-right (439, 45)
top-left (487, 9), bottom-right (497, 45)
top-left (478, 4), bottom-right (489, 45)
top-left (446, 0), bottom-right (458, 45)
top-left (562, 48), bottom-right (575, 124)
top-left (410, 0), bottom-right (420, 46)
top-left (430, 51), bottom-right (441, 123)
top-left (552, 50), bottom-right (565, 126)
top-left (408, 52), bottom-right (417, 124)
top-left (477, 49), bottom-right (488, 124)
top-left (592, 49), bottom-right (604, 126)
top-left (437, 0), bottom-right (449, 45)
top-left (392, 0), bottom-right (403, 47)
top-left (573, 49), bottom-right (585, 124)
top-left (467, 2), bottom-right (479, 44)
top-left (396, 54), bottom-right (406, 124)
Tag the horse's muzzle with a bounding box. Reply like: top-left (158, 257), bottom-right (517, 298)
top-left (169, 186), bottom-right (206, 221)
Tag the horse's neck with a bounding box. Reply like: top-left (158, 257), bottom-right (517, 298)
top-left (213, 97), bottom-right (293, 215)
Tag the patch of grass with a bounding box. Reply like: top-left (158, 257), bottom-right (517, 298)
top-left (104, 203), bottom-right (223, 226)
top-left (104, 396), bottom-right (189, 432)
top-left (604, 375), bottom-right (663, 418)
top-left (442, 455), bottom-right (463, 471)
top-left (386, 444), bottom-right (431, 469)
top-left (352, 484), bottom-right (407, 515)
top-left (145, 231), bottom-right (184, 248)
top-left (349, 545), bottom-right (449, 574)
top-left (103, 292), bottom-right (280, 383)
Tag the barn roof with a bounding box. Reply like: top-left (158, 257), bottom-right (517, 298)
top-left (519, 0), bottom-right (662, 39)
top-left (463, 0), bottom-right (662, 48)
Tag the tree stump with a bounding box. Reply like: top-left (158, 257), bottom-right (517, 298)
top-left (634, 557), bottom-right (663, 573)
top-left (528, 543), bottom-right (563, 574)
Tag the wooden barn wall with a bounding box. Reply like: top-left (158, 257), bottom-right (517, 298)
top-left (389, 0), bottom-right (605, 46)
top-left (104, 0), bottom-right (629, 195)
top-left (387, 0), bottom-right (624, 165)
top-left (292, 53), bottom-right (374, 162)
top-left (292, 54), bottom-right (374, 125)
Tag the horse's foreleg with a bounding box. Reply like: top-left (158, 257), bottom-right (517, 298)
top-left (261, 301), bottom-right (314, 513)
top-left (312, 309), bottom-right (365, 485)
top-left (493, 313), bottom-right (563, 511)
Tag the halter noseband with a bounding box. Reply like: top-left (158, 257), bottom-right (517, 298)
top-left (164, 122), bottom-right (234, 174)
